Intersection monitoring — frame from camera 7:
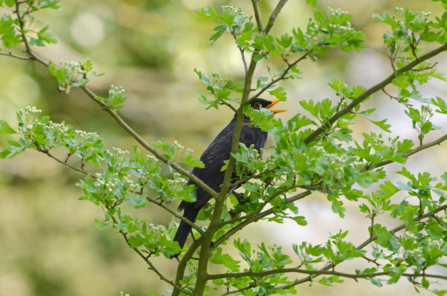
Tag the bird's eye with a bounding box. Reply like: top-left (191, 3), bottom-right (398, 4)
top-left (254, 102), bottom-right (261, 109)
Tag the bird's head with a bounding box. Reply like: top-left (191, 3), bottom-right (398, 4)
top-left (250, 98), bottom-right (287, 114)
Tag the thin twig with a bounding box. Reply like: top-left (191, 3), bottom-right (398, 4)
top-left (336, 97), bottom-right (345, 113)
top-left (362, 132), bottom-right (447, 171)
top-left (388, 55), bottom-right (397, 71)
top-left (382, 88), bottom-right (399, 101)
top-left (40, 150), bottom-right (95, 177)
top-left (412, 61), bottom-right (438, 72)
top-left (0, 52), bottom-right (33, 60)
top-left (238, 46), bottom-right (248, 74)
top-left (221, 284), bottom-right (255, 296)
top-left (231, 30), bottom-right (248, 74)
top-left (146, 197), bottom-right (204, 235)
top-left (431, 215), bottom-right (444, 225)
top-left (220, 99), bottom-right (238, 113)
top-left (410, 33), bottom-right (419, 60)
top-left (208, 269), bottom-right (447, 281)
top-left (15, 0), bottom-right (33, 54)
top-left (247, 52), bottom-right (308, 104)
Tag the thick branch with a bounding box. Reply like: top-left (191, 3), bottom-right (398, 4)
top-left (251, 0), bottom-right (264, 33)
top-left (172, 237), bottom-right (204, 296)
top-left (193, 2), bottom-right (291, 295)
top-left (303, 42), bottom-right (447, 145)
top-left (264, 0), bottom-right (288, 35)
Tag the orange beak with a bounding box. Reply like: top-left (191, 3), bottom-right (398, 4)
top-left (265, 99), bottom-right (287, 113)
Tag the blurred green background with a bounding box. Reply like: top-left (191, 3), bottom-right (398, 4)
top-left (1, 0), bottom-right (447, 295)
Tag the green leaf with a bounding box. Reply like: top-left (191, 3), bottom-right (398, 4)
top-left (422, 277), bottom-right (430, 289)
top-left (369, 119), bottom-right (391, 133)
top-left (269, 87), bottom-right (287, 101)
top-left (210, 248), bottom-right (241, 272)
top-left (290, 216), bottom-right (308, 226)
top-left (276, 33), bottom-right (293, 48)
top-left (387, 267), bottom-right (405, 284)
top-left (84, 58), bottom-right (93, 73)
top-left (4, 0), bottom-right (14, 7)
top-left (0, 143), bottom-right (26, 159)
top-left (0, 120), bottom-right (17, 134)
top-left (370, 277), bottom-right (384, 287)
top-left (94, 219), bottom-right (110, 230)
top-left (392, 72), bottom-right (411, 89)
top-left (37, 25), bottom-right (58, 44)
top-left (314, 9), bottom-right (326, 24)
top-left (29, 37), bottom-right (45, 47)
top-left (210, 24), bottom-right (226, 44)
top-left (376, 181), bottom-right (399, 200)
top-left (126, 194), bottom-right (147, 208)
top-left (357, 169), bottom-right (386, 188)
top-left (184, 154), bottom-right (205, 168)
top-left (306, 0), bottom-right (318, 8)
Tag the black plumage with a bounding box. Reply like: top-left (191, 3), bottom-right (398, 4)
top-left (172, 98), bottom-right (286, 255)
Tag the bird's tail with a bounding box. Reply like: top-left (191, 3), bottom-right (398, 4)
top-left (172, 204), bottom-right (201, 259)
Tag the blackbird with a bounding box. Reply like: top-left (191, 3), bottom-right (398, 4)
top-left (172, 98), bottom-right (286, 255)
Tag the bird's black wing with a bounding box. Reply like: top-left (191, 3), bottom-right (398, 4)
top-left (173, 120), bottom-right (267, 254)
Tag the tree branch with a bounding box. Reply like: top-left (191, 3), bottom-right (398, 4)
top-left (145, 197), bottom-right (204, 235)
top-left (220, 99), bottom-right (238, 113)
top-left (110, 215), bottom-right (193, 296)
top-left (221, 284), bottom-right (255, 296)
top-left (193, 2), bottom-right (292, 294)
top-left (208, 268), bottom-right (447, 281)
top-left (214, 187), bottom-right (308, 247)
top-left (277, 203), bottom-right (447, 290)
top-left (172, 237), bottom-right (204, 296)
top-left (303, 42), bottom-right (447, 145)
top-left (216, 130), bottom-right (447, 243)
top-left (264, 0), bottom-right (288, 35)
top-left (382, 88), bottom-right (399, 101)
top-left (356, 203), bottom-right (447, 250)
top-left (251, 0), bottom-right (264, 33)
top-left (412, 61), bottom-right (438, 72)
top-left (0, 51), bottom-right (33, 60)
top-left (0, 42), bottom-right (219, 200)
top-left (247, 53), bottom-right (308, 104)
top-left (363, 132), bottom-right (447, 172)
top-left (39, 149), bottom-right (95, 177)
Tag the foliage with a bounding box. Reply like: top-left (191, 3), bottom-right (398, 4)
top-left (1, 0), bottom-right (447, 296)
